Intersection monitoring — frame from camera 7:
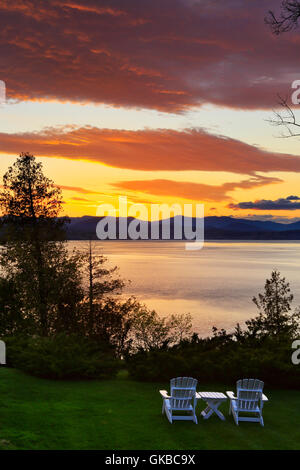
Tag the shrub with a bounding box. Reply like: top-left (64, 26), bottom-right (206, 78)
top-left (126, 339), bottom-right (300, 388)
top-left (126, 350), bottom-right (189, 381)
top-left (5, 334), bottom-right (121, 380)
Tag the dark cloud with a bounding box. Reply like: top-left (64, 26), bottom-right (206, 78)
top-left (0, 0), bottom-right (299, 111)
top-left (229, 196), bottom-right (300, 210)
top-left (240, 214), bottom-right (300, 223)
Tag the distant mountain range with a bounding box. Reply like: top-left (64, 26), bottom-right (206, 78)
top-left (65, 216), bottom-right (300, 240)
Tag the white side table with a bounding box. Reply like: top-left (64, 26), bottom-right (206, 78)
top-left (196, 392), bottom-right (227, 421)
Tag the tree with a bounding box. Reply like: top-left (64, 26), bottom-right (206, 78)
top-left (74, 240), bottom-right (127, 344)
top-left (265, 1), bottom-right (300, 35)
top-left (264, 3), bottom-right (300, 137)
top-left (0, 153), bottom-right (81, 336)
top-left (128, 306), bottom-right (193, 352)
top-left (78, 296), bottom-right (139, 357)
top-left (0, 153), bottom-right (65, 234)
top-left (84, 240), bottom-right (125, 336)
top-left (0, 277), bottom-right (30, 336)
top-left (267, 94), bottom-right (300, 138)
top-left (245, 270), bottom-right (299, 339)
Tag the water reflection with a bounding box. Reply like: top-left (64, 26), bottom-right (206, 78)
top-left (69, 241), bottom-right (300, 337)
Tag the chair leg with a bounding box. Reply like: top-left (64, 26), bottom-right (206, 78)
top-left (165, 407), bottom-right (173, 424)
top-left (260, 415), bottom-right (264, 427)
top-left (232, 410), bottom-right (239, 426)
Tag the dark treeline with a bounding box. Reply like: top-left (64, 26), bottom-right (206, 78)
top-left (0, 154), bottom-right (299, 387)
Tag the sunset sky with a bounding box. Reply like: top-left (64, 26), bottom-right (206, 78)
top-left (1, 0), bottom-right (300, 221)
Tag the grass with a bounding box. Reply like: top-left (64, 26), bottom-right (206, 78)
top-left (0, 368), bottom-right (299, 450)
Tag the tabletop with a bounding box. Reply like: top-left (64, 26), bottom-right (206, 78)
top-left (196, 392), bottom-right (227, 400)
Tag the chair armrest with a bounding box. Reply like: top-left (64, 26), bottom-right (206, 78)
top-left (226, 391), bottom-right (237, 400)
top-left (226, 391), bottom-right (268, 401)
top-left (195, 392), bottom-right (201, 400)
top-left (159, 390), bottom-right (170, 399)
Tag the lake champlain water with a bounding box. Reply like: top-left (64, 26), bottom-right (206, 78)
top-left (69, 241), bottom-right (300, 337)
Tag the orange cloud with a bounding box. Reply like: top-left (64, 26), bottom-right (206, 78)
top-left (58, 184), bottom-right (104, 195)
top-left (112, 176), bottom-right (282, 202)
top-left (1, 127), bottom-right (300, 175)
top-left (63, 3), bottom-right (126, 17)
top-left (69, 196), bottom-right (91, 202)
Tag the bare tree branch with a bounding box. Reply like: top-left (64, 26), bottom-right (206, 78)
top-left (267, 94), bottom-right (300, 138)
top-left (265, 1), bottom-right (300, 35)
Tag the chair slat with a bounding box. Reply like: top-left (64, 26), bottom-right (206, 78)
top-left (231, 378), bottom-right (265, 426)
top-left (161, 377), bottom-right (198, 424)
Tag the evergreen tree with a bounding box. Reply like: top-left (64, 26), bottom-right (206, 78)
top-left (0, 153), bottom-right (82, 336)
top-left (246, 270), bottom-right (299, 339)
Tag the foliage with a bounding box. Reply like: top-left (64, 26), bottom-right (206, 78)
top-left (126, 334), bottom-right (300, 388)
top-left (128, 306), bottom-right (193, 353)
top-left (127, 271), bottom-right (300, 388)
top-left (0, 242), bottom-right (85, 337)
top-left (78, 296), bottom-right (193, 357)
top-left (85, 240), bottom-right (125, 300)
top-left (246, 270), bottom-right (300, 340)
top-left (0, 153), bottom-right (66, 241)
top-left (0, 154), bottom-right (77, 336)
top-left (80, 240), bottom-right (125, 339)
top-left (77, 297), bottom-right (137, 356)
top-left (4, 334), bottom-right (120, 380)
top-left (0, 277), bottom-right (34, 336)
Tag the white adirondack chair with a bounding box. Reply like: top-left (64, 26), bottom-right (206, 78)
top-left (159, 377), bottom-right (198, 424)
top-left (226, 379), bottom-right (268, 427)
top-left (0, 340), bottom-right (5, 365)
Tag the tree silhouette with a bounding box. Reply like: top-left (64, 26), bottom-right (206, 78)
top-left (246, 270), bottom-right (299, 339)
top-left (0, 153), bottom-right (75, 335)
top-left (85, 240), bottom-right (125, 336)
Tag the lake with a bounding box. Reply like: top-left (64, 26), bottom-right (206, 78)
top-left (69, 241), bottom-right (300, 337)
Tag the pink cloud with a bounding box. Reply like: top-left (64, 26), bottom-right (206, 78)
top-left (0, 0), bottom-right (298, 111)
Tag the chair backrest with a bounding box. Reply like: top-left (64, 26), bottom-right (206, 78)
top-left (170, 377), bottom-right (197, 410)
top-left (170, 389), bottom-right (196, 410)
top-left (236, 378), bottom-right (264, 411)
top-left (170, 377), bottom-right (197, 393)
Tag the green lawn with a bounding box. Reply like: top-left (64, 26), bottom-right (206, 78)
top-left (0, 368), bottom-right (299, 450)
